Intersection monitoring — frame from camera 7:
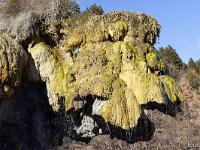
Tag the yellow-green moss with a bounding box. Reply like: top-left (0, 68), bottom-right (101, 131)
top-left (120, 70), bottom-right (164, 105)
top-left (157, 60), bottom-right (167, 71)
top-left (28, 42), bottom-right (73, 111)
top-left (160, 76), bottom-right (183, 102)
top-left (74, 74), bottom-right (115, 99)
top-left (105, 42), bottom-right (122, 64)
top-left (86, 20), bottom-right (108, 43)
top-left (28, 42), bottom-right (49, 53)
top-left (100, 80), bottom-right (141, 129)
top-left (66, 30), bottom-right (85, 49)
top-left (108, 21), bottom-right (128, 41)
top-left (146, 52), bottom-right (157, 68)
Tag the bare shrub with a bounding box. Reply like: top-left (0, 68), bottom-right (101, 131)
top-left (0, 0), bottom-right (80, 41)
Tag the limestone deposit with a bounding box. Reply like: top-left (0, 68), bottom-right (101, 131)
top-left (24, 12), bottom-right (183, 130)
top-left (0, 11), bottom-right (183, 148)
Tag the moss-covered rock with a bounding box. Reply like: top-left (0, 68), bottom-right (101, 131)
top-left (24, 11), bottom-right (182, 130)
top-left (59, 12), bottom-right (181, 130)
top-left (108, 21), bottom-right (128, 41)
top-left (160, 75), bottom-right (183, 102)
top-left (120, 71), bottom-right (164, 105)
top-left (146, 51), bottom-right (158, 68)
top-left (27, 42), bottom-right (72, 111)
top-left (100, 79), bottom-right (141, 129)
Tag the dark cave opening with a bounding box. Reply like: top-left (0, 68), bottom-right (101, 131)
top-left (63, 95), bottom-right (156, 144)
top-left (0, 82), bottom-right (59, 150)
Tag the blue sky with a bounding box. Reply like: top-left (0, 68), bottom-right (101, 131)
top-left (77, 0), bottom-right (200, 63)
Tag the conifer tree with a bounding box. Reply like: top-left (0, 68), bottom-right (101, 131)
top-left (84, 4), bottom-right (104, 15)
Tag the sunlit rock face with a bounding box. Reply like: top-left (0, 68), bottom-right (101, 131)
top-left (26, 12), bottom-right (183, 130)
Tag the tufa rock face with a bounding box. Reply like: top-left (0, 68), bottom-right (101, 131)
top-left (27, 42), bottom-right (71, 112)
top-left (25, 12), bottom-right (182, 130)
top-left (0, 11), bottom-right (183, 134)
top-left (62, 11), bottom-right (160, 50)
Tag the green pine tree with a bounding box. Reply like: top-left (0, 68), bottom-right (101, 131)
top-left (158, 45), bottom-right (183, 70)
top-left (188, 58), bottom-right (198, 71)
top-left (83, 4), bottom-right (104, 15)
top-left (195, 59), bottom-right (200, 72)
top-left (158, 45), bottom-right (183, 80)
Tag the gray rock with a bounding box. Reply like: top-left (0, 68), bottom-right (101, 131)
top-left (92, 98), bottom-right (108, 115)
top-left (75, 115), bottom-right (97, 138)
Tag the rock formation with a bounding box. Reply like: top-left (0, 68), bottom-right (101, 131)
top-left (0, 11), bottom-right (183, 148)
top-left (0, 33), bottom-right (28, 98)
top-left (29, 11), bottom-right (182, 129)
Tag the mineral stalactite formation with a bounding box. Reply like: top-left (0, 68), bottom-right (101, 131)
top-left (0, 11), bottom-right (183, 148)
top-left (41, 11), bottom-right (182, 130)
